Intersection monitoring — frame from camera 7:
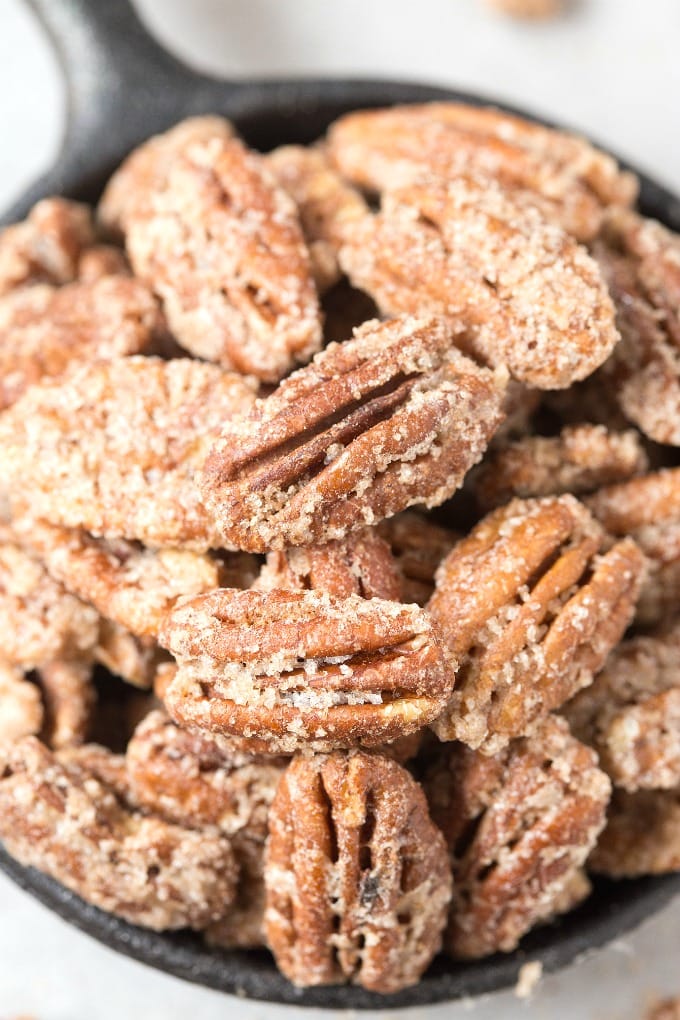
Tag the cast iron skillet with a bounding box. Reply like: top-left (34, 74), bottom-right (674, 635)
top-left (2, 0), bottom-right (680, 1009)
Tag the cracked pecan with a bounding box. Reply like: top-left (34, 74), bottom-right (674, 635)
top-left (564, 619), bottom-right (680, 791)
top-left (589, 786), bottom-right (680, 877)
top-left (0, 662), bottom-right (43, 745)
top-left (377, 511), bottom-right (460, 606)
top-left (264, 750), bottom-right (451, 992)
top-left (594, 209), bottom-right (680, 444)
top-left (327, 102), bottom-right (637, 241)
top-left (474, 424), bottom-right (649, 510)
top-left (159, 588), bottom-right (451, 754)
top-left (202, 315), bottom-right (506, 552)
top-left (0, 736), bottom-right (238, 929)
top-left (0, 197), bottom-right (95, 296)
top-left (429, 495), bottom-right (646, 752)
top-left (334, 175), bottom-right (619, 389)
top-left (0, 357), bottom-right (257, 550)
top-left (424, 717), bottom-right (608, 958)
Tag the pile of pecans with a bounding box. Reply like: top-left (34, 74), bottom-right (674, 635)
top-left (0, 102), bottom-right (678, 995)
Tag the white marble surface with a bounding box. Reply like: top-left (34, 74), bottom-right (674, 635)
top-left (0, 0), bottom-right (679, 1016)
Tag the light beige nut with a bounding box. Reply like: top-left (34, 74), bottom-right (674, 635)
top-left (429, 496), bottom-right (646, 752)
top-left (264, 750), bottom-right (452, 992)
top-left (159, 588), bottom-right (452, 754)
top-left (94, 621), bottom-right (165, 689)
top-left (424, 717), bottom-right (608, 958)
top-left (77, 244), bottom-right (130, 282)
top-left (202, 315), bottom-right (506, 552)
top-left (0, 661), bottom-right (43, 745)
top-left (37, 658), bottom-right (94, 749)
top-left (0, 197), bottom-right (95, 295)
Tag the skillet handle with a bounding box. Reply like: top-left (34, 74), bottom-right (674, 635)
top-left (2, 0), bottom-right (242, 222)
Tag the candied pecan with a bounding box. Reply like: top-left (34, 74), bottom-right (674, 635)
top-left (647, 998), bottom-right (680, 1020)
top-left (0, 357), bottom-right (257, 550)
top-left (57, 742), bottom-right (132, 798)
top-left (485, 0), bottom-right (563, 15)
top-left (0, 736), bottom-right (237, 930)
top-left (159, 588), bottom-right (451, 754)
top-left (204, 871), bottom-right (267, 950)
top-left (37, 658), bottom-right (94, 749)
top-left (95, 621), bottom-right (165, 689)
top-left (202, 315), bottom-right (506, 552)
top-left (334, 176), bottom-right (619, 389)
top-left (424, 717), bottom-right (608, 958)
top-left (377, 511), bottom-right (459, 606)
top-left (493, 380), bottom-right (541, 442)
top-left (0, 197), bottom-right (95, 295)
top-left (474, 424), bottom-right (649, 511)
top-left (0, 661), bottom-right (43, 745)
top-left (587, 468), bottom-right (680, 626)
top-left (264, 750), bottom-right (451, 992)
top-left (589, 786), bottom-right (680, 877)
top-left (0, 275), bottom-right (166, 410)
top-left (77, 244), bottom-right (130, 282)
top-left (122, 132), bottom-right (322, 381)
top-left (254, 528), bottom-right (402, 601)
top-left (564, 619), bottom-right (680, 791)
top-left (429, 496), bottom-right (646, 752)
top-left (327, 102), bottom-right (637, 241)
top-left (594, 209), bottom-right (680, 445)
top-left (98, 115), bottom-right (235, 237)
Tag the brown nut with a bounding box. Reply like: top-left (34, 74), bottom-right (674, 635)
top-left (0, 661), bottom-right (43, 745)
top-left (334, 175), bottom-right (620, 389)
top-left (377, 511), bottom-right (460, 606)
top-left (327, 102), bottom-right (637, 242)
top-left (37, 658), bottom-right (95, 750)
top-left (429, 496), bottom-right (646, 752)
top-left (0, 357), bottom-right (257, 550)
top-left (589, 786), bottom-right (680, 877)
top-left (94, 622), bottom-right (165, 689)
top-left (424, 717), bottom-right (609, 958)
top-left (264, 750), bottom-right (452, 992)
top-left (77, 244), bottom-right (130, 283)
top-left (253, 528), bottom-right (402, 601)
top-left (594, 209), bottom-right (680, 445)
top-left (159, 588), bottom-right (452, 754)
top-left (474, 424), bottom-right (649, 511)
top-left (0, 197), bottom-right (95, 295)
top-left (564, 618), bottom-right (680, 791)
top-left (0, 736), bottom-right (238, 930)
top-left (202, 315), bottom-right (506, 552)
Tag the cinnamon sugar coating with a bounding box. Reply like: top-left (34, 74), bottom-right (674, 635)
top-left (0, 357), bottom-right (257, 550)
top-left (264, 750), bottom-right (452, 992)
top-left (334, 175), bottom-right (619, 389)
top-left (475, 424), bottom-right (648, 510)
top-left (377, 512), bottom-right (460, 606)
top-left (0, 275), bottom-right (165, 410)
top-left (564, 619), bottom-right (680, 791)
top-left (429, 496), bottom-right (646, 752)
top-left (0, 736), bottom-right (238, 929)
top-left (159, 588), bottom-right (451, 754)
top-left (0, 662), bottom-right (43, 745)
top-left (37, 658), bottom-right (95, 749)
top-left (327, 102), bottom-right (637, 241)
top-left (77, 244), bottom-right (130, 282)
top-left (202, 315), bottom-right (506, 552)
top-left (589, 786), bottom-right (680, 877)
top-left (424, 717), bottom-right (609, 958)
top-left (0, 197), bottom-right (95, 295)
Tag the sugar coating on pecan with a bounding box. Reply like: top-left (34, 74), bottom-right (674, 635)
top-left (159, 588), bottom-right (451, 754)
top-left (0, 662), bottom-right (43, 745)
top-left (77, 244), bottom-right (130, 283)
top-left (0, 736), bottom-right (238, 929)
top-left (334, 176), bottom-right (619, 389)
top-left (589, 786), bottom-right (680, 877)
top-left (424, 716), bottom-right (609, 958)
top-left (0, 197), bottom-right (95, 296)
top-left (377, 511), bottom-right (460, 606)
top-left (594, 209), bottom-right (680, 445)
top-left (0, 357), bottom-right (257, 550)
top-left (254, 528), bottom-right (402, 602)
top-left (265, 750), bottom-right (452, 992)
top-left (587, 468), bottom-right (680, 626)
top-left (564, 619), bottom-right (680, 791)
top-left (429, 496), bottom-right (646, 752)
top-left (0, 275), bottom-right (166, 410)
top-left (474, 424), bottom-right (649, 510)
top-left (202, 315), bottom-right (506, 552)
top-left (94, 621), bottom-right (165, 689)
top-left (37, 658), bottom-right (95, 749)
top-left (122, 132), bottom-right (322, 381)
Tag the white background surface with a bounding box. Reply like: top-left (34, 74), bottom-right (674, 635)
top-left (0, 0), bottom-right (679, 1017)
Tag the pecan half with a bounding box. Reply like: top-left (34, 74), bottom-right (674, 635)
top-left (0, 197), bottom-right (95, 296)
top-left (377, 511), bottom-right (460, 606)
top-left (0, 736), bottom-right (238, 930)
top-left (327, 102), bottom-right (637, 241)
top-left (564, 619), bottom-right (680, 791)
top-left (429, 496), bottom-right (646, 752)
top-left (159, 588), bottom-right (451, 754)
top-left (0, 357), bottom-right (257, 550)
top-left (202, 315), bottom-right (506, 552)
top-left (0, 661), bottom-right (43, 745)
top-left (594, 209), bottom-right (680, 444)
top-left (474, 424), bottom-right (649, 511)
top-left (335, 176), bottom-right (619, 389)
top-left (424, 717), bottom-right (609, 958)
top-left (589, 786), bottom-right (680, 877)
top-left (264, 750), bottom-right (451, 992)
